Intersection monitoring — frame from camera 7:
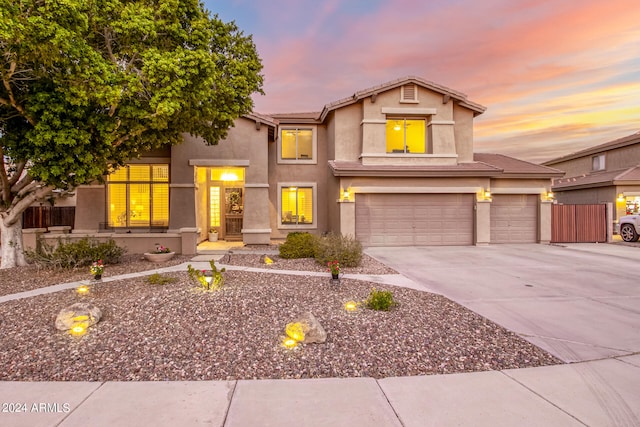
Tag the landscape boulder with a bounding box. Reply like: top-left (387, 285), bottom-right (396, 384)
top-left (55, 303), bottom-right (102, 331)
top-left (287, 312), bottom-right (327, 344)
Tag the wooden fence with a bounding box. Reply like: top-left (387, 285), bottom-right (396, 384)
top-left (22, 206), bottom-right (75, 229)
top-left (551, 204), bottom-right (606, 243)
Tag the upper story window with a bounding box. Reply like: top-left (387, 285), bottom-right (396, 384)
top-left (107, 164), bottom-right (169, 228)
top-left (386, 118), bottom-right (426, 153)
top-left (592, 154), bottom-right (605, 171)
top-left (278, 126), bottom-right (317, 164)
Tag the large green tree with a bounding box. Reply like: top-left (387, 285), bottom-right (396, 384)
top-left (0, 0), bottom-right (263, 268)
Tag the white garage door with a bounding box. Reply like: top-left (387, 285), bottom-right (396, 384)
top-left (490, 194), bottom-right (538, 243)
top-left (355, 193), bottom-right (474, 246)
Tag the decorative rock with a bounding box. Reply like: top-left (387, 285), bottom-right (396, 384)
top-left (55, 303), bottom-right (102, 331)
top-left (288, 312), bottom-right (327, 344)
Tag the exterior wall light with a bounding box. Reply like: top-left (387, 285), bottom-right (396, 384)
top-left (546, 191), bottom-right (555, 201)
top-left (617, 193), bottom-right (625, 202)
top-left (341, 187), bottom-right (352, 201)
top-left (483, 189), bottom-right (492, 200)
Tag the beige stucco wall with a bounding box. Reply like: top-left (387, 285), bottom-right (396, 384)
top-left (547, 144), bottom-right (640, 178)
top-left (74, 186), bottom-right (107, 231)
top-left (171, 117), bottom-right (271, 244)
top-left (333, 104), bottom-right (362, 161)
top-left (453, 105), bottom-right (474, 162)
top-left (353, 86), bottom-right (467, 166)
top-left (268, 124), bottom-right (330, 239)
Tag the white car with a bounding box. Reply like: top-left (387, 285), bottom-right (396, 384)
top-left (619, 214), bottom-right (640, 242)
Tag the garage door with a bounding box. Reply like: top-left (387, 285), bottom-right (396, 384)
top-left (490, 194), bottom-right (538, 243)
top-left (355, 193), bottom-right (474, 246)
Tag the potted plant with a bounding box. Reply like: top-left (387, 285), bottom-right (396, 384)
top-left (144, 244), bottom-right (176, 262)
top-left (208, 228), bottom-right (219, 242)
top-left (328, 260), bottom-right (340, 280)
top-left (90, 260), bottom-right (104, 280)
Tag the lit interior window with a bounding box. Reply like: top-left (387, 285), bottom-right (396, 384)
top-left (386, 119), bottom-right (425, 153)
top-left (107, 164), bottom-right (169, 228)
top-left (281, 129), bottom-right (313, 160)
top-left (281, 187), bottom-right (313, 225)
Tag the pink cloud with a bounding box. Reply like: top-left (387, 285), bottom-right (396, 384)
top-left (247, 0), bottom-right (640, 161)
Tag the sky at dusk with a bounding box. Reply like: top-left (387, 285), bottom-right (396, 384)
top-left (205, 0), bottom-right (640, 163)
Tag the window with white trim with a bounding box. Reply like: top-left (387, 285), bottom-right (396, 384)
top-left (386, 118), bottom-right (426, 153)
top-left (278, 183), bottom-right (316, 228)
top-left (592, 154), bottom-right (605, 171)
top-left (107, 164), bottom-right (169, 228)
top-left (278, 126), bottom-right (317, 164)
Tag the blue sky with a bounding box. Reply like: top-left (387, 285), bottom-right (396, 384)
top-left (204, 0), bottom-right (640, 162)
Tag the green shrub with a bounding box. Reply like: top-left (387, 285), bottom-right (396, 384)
top-left (313, 232), bottom-right (362, 267)
top-left (365, 288), bottom-right (397, 311)
top-left (279, 232), bottom-right (317, 259)
top-left (26, 237), bottom-right (125, 269)
top-left (146, 273), bottom-right (177, 285)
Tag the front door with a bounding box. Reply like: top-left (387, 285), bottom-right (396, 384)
top-left (205, 167), bottom-right (245, 241)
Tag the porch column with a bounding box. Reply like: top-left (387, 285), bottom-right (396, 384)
top-left (339, 199), bottom-right (356, 237)
top-left (539, 199), bottom-right (552, 243)
top-left (242, 184), bottom-right (272, 244)
top-left (475, 199), bottom-right (491, 245)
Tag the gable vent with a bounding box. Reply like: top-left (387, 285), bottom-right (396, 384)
top-left (401, 84), bottom-right (418, 102)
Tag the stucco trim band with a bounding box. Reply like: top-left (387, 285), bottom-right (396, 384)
top-left (188, 159), bottom-right (250, 167)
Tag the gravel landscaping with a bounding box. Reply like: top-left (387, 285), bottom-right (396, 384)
top-left (0, 253), bottom-right (561, 381)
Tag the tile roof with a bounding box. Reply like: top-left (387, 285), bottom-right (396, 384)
top-left (320, 76), bottom-right (486, 121)
top-left (552, 166), bottom-right (640, 190)
top-left (474, 153), bottom-right (564, 176)
top-left (329, 160), bottom-right (500, 177)
top-left (543, 130), bottom-right (640, 165)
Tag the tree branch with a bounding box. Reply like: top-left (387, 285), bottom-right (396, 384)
top-left (4, 184), bottom-right (54, 226)
top-left (2, 61), bottom-right (36, 126)
top-left (0, 149), bottom-right (10, 204)
top-left (8, 161), bottom-right (25, 186)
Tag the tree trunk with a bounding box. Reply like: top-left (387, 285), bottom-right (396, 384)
top-left (0, 216), bottom-right (28, 269)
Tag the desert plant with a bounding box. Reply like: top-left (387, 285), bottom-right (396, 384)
top-left (146, 273), bottom-right (177, 285)
top-left (26, 238), bottom-right (125, 269)
top-left (313, 232), bottom-right (362, 267)
top-left (365, 288), bottom-right (397, 311)
top-left (279, 232), bottom-right (317, 259)
top-left (187, 260), bottom-right (226, 291)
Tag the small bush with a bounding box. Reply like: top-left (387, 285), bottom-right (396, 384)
top-left (26, 237), bottom-right (125, 269)
top-left (146, 273), bottom-right (177, 285)
top-left (365, 288), bottom-right (397, 311)
top-left (279, 232), bottom-right (316, 259)
top-left (313, 232), bottom-right (362, 267)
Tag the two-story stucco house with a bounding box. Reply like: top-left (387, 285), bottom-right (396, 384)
top-left (64, 76), bottom-right (562, 253)
top-left (543, 131), bottom-right (640, 225)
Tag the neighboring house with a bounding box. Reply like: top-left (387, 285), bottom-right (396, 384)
top-left (543, 131), bottom-right (640, 226)
top-left (41, 76), bottom-right (562, 253)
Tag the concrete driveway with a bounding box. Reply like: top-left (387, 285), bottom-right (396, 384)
top-left (366, 243), bottom-right (640, 363)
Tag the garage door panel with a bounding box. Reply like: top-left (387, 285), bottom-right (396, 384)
top-left (356, 194), bottom-right (473, 247)
top-left (490, 194), bottom-right (537, 243)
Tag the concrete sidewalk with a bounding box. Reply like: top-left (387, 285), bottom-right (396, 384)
top-left (1, 247), bottom-right (639, 426)
top-left (2, 355), bottom-right (639, 426)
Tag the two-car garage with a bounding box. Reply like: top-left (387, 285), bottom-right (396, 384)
top-left (355, 193), bottom-right (474, 246)
top-left (355, 193), bottom-right (539, 246)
